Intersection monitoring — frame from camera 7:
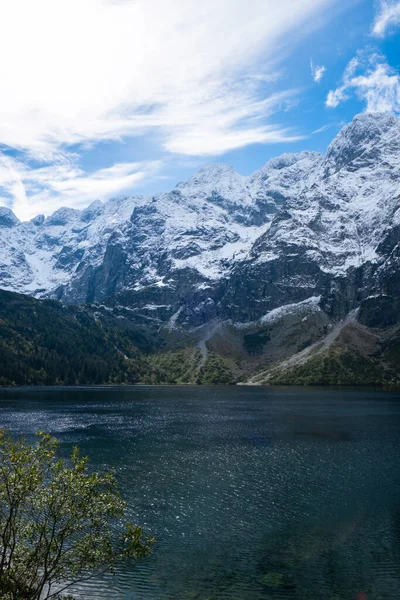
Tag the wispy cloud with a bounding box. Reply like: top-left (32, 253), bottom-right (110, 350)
top-left (0, 0), bottom-right (346, 159)
top-left (311, 123), bottom-right (337, 134)
top-left (0, 156), bottom-right (162, 221)
top-left (326, 51), bottom-right (400, 113)
top-left (372, 1), bottom-right (400, 37)
top-left (310, 61), bottom-right (326, 83)
top-left (326, 56), bottom-right (359, 108)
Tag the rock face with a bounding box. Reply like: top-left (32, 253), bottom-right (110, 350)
top-left (1, 113), bottom-right (400, 331)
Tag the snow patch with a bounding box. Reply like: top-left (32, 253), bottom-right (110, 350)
top-left (260, 296), bottom-right (322, 325)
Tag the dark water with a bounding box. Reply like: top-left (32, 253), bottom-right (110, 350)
top-left (1, 386), bottom-right (400, 600)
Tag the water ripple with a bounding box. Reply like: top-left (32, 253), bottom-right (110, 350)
top-left (1, 385), bottom-right (400, 599)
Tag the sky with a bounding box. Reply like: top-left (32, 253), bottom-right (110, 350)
top-left (0, 0), bottom-right (400, 221)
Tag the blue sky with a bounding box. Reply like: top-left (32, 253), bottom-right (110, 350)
top-left (0, 0), bottom-right (400, 220)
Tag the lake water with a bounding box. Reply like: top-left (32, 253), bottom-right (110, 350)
top-left (1, 386), bottom-right (400, 599)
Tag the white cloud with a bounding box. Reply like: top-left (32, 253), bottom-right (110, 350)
top-left (0, 156), bottom-right (162, 221)
top-left (162, 90), bottom-right (304, 155)
top-left (0, 0), bottom-right (357, 218)
top-left (311, 123), bottom-right (336, 134)
top-left (0, 0), bottom-right (347, 159)
top-left (326, 52), bottom-right (400, 113)
top-left (373, 1), bottom-right (400, 37)
top-left (310, 61), bottom-right (326, 83)
top-left (326, 57), bottom-right (359, 107)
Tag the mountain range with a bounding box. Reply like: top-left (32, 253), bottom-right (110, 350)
top-left (1, 112), bottom-right (400, 386)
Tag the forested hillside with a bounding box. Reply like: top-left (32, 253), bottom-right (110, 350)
top-left (0, 290), bottom-right (237, 386)
top-left (0, 290), bottom-right (149, 385)
top-left (0, 288), bottom-right (399, 388)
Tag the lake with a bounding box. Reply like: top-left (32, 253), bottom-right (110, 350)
top-left (1, 385), bottom-right (400, 599)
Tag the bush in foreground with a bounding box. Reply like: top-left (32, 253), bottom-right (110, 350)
top-left (0, 430), bottom-right (154, 600)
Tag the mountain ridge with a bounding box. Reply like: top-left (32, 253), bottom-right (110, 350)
top-left (1, 113), bottom-right (399, 325)
top-left (1, 112), bottom-right (400, 386)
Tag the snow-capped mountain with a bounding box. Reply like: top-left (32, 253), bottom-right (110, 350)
top-left (222, 112), bottom-right (400, 324)
top-left (1, 113), bottom-right (400, 329)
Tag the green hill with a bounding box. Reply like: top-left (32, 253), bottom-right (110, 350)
top-left (0, 290), bottom-right (149, 386)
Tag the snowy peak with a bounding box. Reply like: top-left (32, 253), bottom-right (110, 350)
top-left (30, 214), bottom-right (45, 227)
top-left (259, 151), bottom-right (322, 173)
top-left (45, 207), bottom-right (80, 227)
top-left (0, 207), bottom-right (19, 228)
top-left (178, 162), bottom-right (236, 184)
top-left (80, 200), bottom-right (104, 222)
top-left (324, 112), bottom-right (400, 176)
top-left (247, 150), bottom-right (322, 216)
top-left (176, 163), bottom-right (250, 205)
top-left (251, 112), bottom-right (400, 274)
